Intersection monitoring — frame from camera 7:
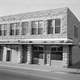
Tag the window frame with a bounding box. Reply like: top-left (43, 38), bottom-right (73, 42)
top-left (55, 19), bottom-right (61, 34)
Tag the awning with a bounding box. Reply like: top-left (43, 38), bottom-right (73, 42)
top-left (0, 38), bottom-right (75, 45)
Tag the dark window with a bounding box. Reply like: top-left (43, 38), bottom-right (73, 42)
top-left (47, 20), bottom-right (53, 34)
top-left (15, 23), bottom-right (20, 35)
top-left (0, 25), bottom-right (2, 36)
top-left (38, 21), bottom-right (43, 34)
top-left (55, 19), bottom-right (61, 34)
top-left (31, 21), bottom-right (38, 35)
top-left (32, 46), bottom-right (44, 59)
top-left (3, 24), bottom-right (7, 36)
top-left (16, 29), bottom-right (19, 35)
top-left (51, 46), bottom-right (63, 60)
top-left (10, 23), bottom-right (15, 35)
top-left (6, 50), bottom-right (11, 61)
top-left (22, 22), bottom-right (28, 35)
top-left (74, 25), bottom-right (78, 38)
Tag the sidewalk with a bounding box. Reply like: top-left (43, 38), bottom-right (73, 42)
top-left (0, 62), bottom-right (80, 74)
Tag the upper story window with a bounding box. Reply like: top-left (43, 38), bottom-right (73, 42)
top-left (31, 21), bottom-right (38, 35)
top-left (15, 23), bottom-right (20, 35)
top-left (47, 19), bottom-right (53, 34)
top-left (38, 21), bottom-right (44, 34)
top-left (55, 19), bottom-right (61, 34)
top-left (74, 25), bottom-right (78, 38)
top-left (31, 21), bottom-right (44, 35)
top-left (0, 25), bottom-right (2, 36)
top-left (3, 24), bottom-right (7, 36)
top-left (21, 22), bottom-right (28, 35)
top-left (10, 23), bottom-right (15, 35)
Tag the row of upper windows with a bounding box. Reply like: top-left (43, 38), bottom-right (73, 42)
top-left (0, 19), bottom-right (61, 36)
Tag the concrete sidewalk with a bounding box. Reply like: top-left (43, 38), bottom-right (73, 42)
top-left (0, 62), bottom-right (80, 74)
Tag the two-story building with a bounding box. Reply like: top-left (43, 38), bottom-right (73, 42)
top-left (0, 7), bottom-right (80, 70)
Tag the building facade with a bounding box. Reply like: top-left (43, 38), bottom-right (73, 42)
top-left (0, 7), bottom-right (80, 69)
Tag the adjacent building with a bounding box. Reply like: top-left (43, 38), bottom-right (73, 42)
top-left (0, 7), bottom-right (80, 69)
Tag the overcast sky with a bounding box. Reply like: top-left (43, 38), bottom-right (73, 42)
top-left (0, 0), bottom-right (80, 20)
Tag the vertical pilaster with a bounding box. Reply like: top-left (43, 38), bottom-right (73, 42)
top-left (63, 46), bottom-right (69, 68)
top-left (27, 45), bottom-right (32, 64)
top-left (47, 46), bottom-right (51, 66)
top-left (52, 19), bottom-right (55, 34)
top-left (17, 45), bottom-right (22, 63)
top-left (3, 46), bottom-right (7, 62)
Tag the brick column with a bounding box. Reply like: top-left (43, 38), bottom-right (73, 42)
top-left (27, 45), bottom-right (32, 64)
top-left (63, 46), bottom-right (69, 68)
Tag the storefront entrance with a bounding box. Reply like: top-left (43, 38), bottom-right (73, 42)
top-left (32, 45), bottom-right (63, 66)
top-left (21, 45), bottom-right (27, 63)
top-left (32, 45), bottom-right (44, 64)
top-left (6, 50), bottom-right (11, 61)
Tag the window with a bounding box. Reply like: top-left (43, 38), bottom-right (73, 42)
top-left (3, 24), bottom-right (7, 36)
top-left (15, 23), bottom-right (20, 35)
top-left (31, 21), bottom-right (38, 35)
top-left (22, 22), bottom-right (28, 35)
top-left (51, 46), bottom-right (63, 60)
top-left (74, 25), bottom-right (78, 38)
top-left (47, 19), bottom-right (53, 34)
top-left (55, 19), bottom-right (61, 34)
top-left (31, 21), bottom-right (44, 35)
top-left (32, 45), bottom-right (44, 59)
top-left (0, 25), bottom-right (2, 36)
top-left (38, 21), bottom-right (44, 34)
top-left (10, 23), bottom-right (15, 35)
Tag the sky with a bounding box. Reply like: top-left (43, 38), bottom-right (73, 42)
top-left (0, 0), bottom-right (80, 20)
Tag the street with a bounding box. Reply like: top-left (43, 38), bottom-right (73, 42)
top-left (0, 66), bottom-right (80, 80)
top-left (0, 66), bottom-right (56, 80)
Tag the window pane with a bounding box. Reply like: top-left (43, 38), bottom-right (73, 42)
top-left (0, 25), bottom-right (2, 36)
top-left (55, 19), bottom-right (60, 27)
top-left (38, 21), bottom-right (44, 34)
top-left (31, 21), bottom-right (38, 35)
top-left (22, 22), bottom-right (28, 35)
top-left (55, 27), bottom-right (60, 33)
top-left (74, 25), bottom-right (78, 38)
top-left (32, 28), bottom-right (37, 34)
top-left (55, 19), bottom-right (61, 34)
top-left (10, 23), bottom-right (15, 35)
top-left (3, 24), bottom-right (7, 36)
top-left (15, 23), bottom-right (20, 35)
top-left (51, 46), bottom-right (63, 60)
top-left (16, 29), bottom-right (19, 35)
top-left (47, 20), bottom-right (53, 34)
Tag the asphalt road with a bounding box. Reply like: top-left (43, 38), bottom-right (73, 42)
top-left (0, 66), bottom-right (80, 80)
top-left (0, 68), bottom-right (55, 80)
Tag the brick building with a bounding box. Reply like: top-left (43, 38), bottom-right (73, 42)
top-left (0, 7), bottom-right (80, 69)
